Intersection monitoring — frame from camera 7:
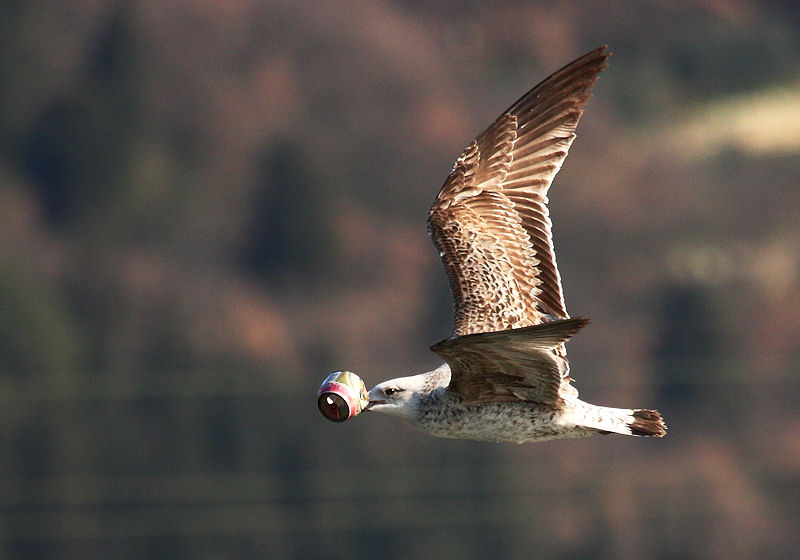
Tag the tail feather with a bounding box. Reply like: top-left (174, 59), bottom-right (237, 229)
top-left (629, 409), bottom-right (667, 437)
top-left (570, 404), bottom-right (667, 438)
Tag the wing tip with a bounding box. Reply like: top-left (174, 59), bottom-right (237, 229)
top-left (583, 45), bottom-right (612, 66)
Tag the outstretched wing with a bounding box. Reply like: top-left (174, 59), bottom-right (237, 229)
top-left (428, 47), bottom-right (609, 336)
top-left (431, 317), bottom-right (589, 405)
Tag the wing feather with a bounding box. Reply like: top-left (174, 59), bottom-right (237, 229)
top-left (431, 318), bottom-right (589, 405)
top-left (428, 46), bottom-right (609, 336)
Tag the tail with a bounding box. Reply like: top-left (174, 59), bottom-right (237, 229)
top-left (572, 404), bottom-right (667, 438)
top-left (628, 409), bottom-right (667, 437)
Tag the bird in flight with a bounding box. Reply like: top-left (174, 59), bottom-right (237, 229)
top-left (320, 46), bottom-right (666, 443)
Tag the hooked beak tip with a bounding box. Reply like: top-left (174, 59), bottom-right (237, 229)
top-left (364, 400), bottom-right (384, 411)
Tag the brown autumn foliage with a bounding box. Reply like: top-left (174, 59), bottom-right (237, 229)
top-left (1, 1), bottom-right (799, 559)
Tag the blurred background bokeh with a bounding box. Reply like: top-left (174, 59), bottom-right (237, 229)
top-left (2, 1), bottom-right (799, 559)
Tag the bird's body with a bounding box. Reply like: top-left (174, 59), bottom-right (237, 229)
top-left (367, 318), bottom-right (665, 443)
top-left (420, 392), bottom-right (604, 444)
top-left (333, 46), bottom-right (666, 443)
top-left (397, 366), bottom-right (596, 443)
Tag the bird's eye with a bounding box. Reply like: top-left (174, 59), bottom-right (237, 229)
top-left (384, 387), bottom-right (401, 397)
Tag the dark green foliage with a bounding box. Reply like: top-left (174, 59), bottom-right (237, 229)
top-left (241, 140), bottom-right (335, 281)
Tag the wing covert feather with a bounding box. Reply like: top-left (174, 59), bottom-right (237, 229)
top-left (431, 317), bottom-right (589, 405)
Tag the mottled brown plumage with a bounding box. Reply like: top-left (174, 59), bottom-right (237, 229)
top-left (429, 46), bottom-right (608, 336)
top-left (431, 317), bottom-right (589, 406)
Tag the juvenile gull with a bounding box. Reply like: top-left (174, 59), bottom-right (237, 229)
top-left (342, 46), bottom-right (666, 443)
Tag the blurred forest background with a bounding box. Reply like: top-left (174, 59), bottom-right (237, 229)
top-left (2, 1), bottom-right (800, 559)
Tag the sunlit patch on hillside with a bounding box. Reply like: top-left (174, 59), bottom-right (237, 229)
top-left (666, 240), bottom-right (799, 295)
top-left (673, 86), bottom-right (800, 157)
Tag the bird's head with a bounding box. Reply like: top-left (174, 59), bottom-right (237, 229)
top-left (364, 374), bottom-right (428, 418)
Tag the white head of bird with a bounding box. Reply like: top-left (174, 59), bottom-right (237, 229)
top-left (365, 373), bottom-right (430, 418)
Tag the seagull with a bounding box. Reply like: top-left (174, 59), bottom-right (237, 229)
top-left (352, 46), bottom-right (666, 443)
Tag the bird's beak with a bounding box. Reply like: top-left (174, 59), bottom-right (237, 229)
top-left (364, 388), bottom-right (386, 411)
top-left (363, 399), bottom-right (384, 412)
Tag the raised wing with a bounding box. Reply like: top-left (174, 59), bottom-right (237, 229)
top-left (428, 47), bottom-right (609, 336)
top-left (430, 317), bottom-right (589, 405)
